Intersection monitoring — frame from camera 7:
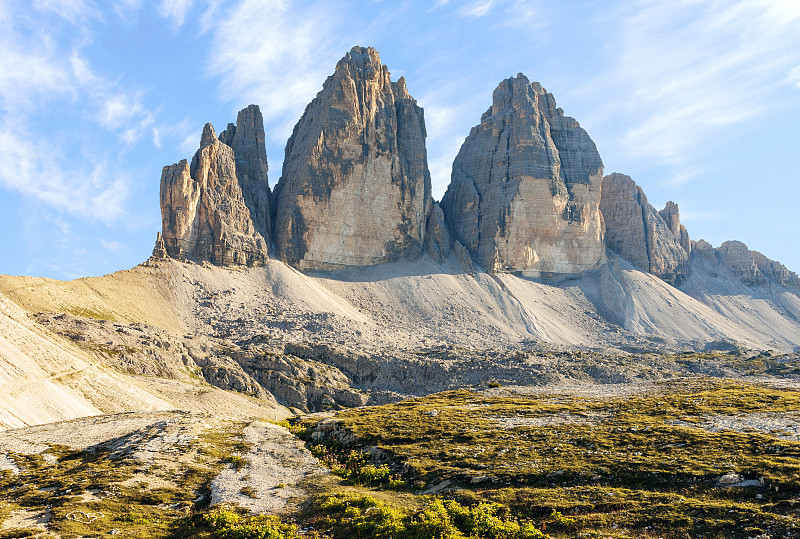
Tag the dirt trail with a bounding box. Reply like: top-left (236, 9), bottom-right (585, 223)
top-left (211, 421), bottom-right (327, 513)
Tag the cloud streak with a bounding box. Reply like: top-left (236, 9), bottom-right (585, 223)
top-left (206, 0), bottom-right (365, 147)
top-left (584, 0), bottom-right (800, 175)
top-left (0, 1), bottom-right (168, 221)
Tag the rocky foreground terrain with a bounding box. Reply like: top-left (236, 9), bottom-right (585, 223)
top-left (2, 45), bottom-right (800, 537)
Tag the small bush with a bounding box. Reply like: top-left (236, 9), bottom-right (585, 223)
top-left (204, 509), bottom-right (300, 539)
top-left (317, 495), bottom-right (548, 539)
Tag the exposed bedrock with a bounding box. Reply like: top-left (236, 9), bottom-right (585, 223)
top-left (158, 105), bottom-right (271, 266)
top-left (600, 172), bottom-right (689, 285)
top-left (713, 240), bottom-right (800, 287)
top-left (274, 46), bottom-right (432, 271)
top-left (441, 74), bottom-right (606, 277)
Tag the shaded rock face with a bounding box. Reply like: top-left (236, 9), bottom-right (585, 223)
top-left (424, 202), bottom-right (451, 264)
top-left (715, 240), bottom-right (800, 287)
top-left (275, 46), bottom-right (432, 270)
top-left (658, 201), bottom-right (691, 255)
top-left (600, 173), bottom-right (689, 285)
top-left (441, 74), bottom-right (605, 276)
top-left (159, 106), bottom-right (271, 266)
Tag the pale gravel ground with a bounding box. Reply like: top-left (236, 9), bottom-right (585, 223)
top-left (0, 508), bottom-right (51, 532)
top-left (671, 413), bottom-right (800, 441)
top-left (210, 421), bottom-right (327, 514)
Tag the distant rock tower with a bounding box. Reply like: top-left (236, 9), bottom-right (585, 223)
top-left (158, 105), bottom-right (271, 266)
top-left (441, 74), bottom-right (606, 277)
top-left (600, 173), bottom-right (689, 285)
top-left (274, 46), bottom-right (432, 270)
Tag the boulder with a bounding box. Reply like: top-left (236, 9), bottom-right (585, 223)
top-left (441, 74), bottom-right (605, 277)
top-left (274, 46), bottom-right (432, 270)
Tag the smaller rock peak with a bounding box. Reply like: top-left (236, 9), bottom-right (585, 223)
top-left (662, 201), bottom-right (679, 213)
top-left (393, 76), bottom-right (410, 99)
top-left (334, 46), bottom-right (390, 88)
top-left (200, 123), bottom-right (218, 149)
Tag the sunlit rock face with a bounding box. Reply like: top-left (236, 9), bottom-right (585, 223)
top-left (274, 46), bottom-right (432, 271)
top-left (441, 74), bottom-right (606, 277)
top-left (600, 173), bottom-right (689, 285)
top-left (715, 240), bottom-right (800, 287)
top-left (159, 105), bottom-right (270, 266)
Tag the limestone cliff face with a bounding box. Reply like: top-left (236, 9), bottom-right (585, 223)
top-left (159, 106), bottom-right (270, 265)
top-left (658, 201), bottom-right (691, 255)
top-left (600, 173), bottom-right (689, 285)
top-left (714, 240), bottom-right (800, 287)
top-left (441, 74), bottom-right (605, 276)
top-left (274, 46), bottom-right (432, 270)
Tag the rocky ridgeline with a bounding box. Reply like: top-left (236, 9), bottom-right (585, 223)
top-left (153, 46), bottom-right (797, 288)
top-left (442, 74), bottom-right (606, 277)
top-left (694, 239), bottom-right (800, 287)
top-left (600, 173), bottom-right (690, 285)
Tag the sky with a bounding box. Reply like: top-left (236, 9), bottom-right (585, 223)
top-left (1, 0), bottom-right (799, 280)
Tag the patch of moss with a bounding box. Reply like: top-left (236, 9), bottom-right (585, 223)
top-left (297, 380), bottom-right (800, 538)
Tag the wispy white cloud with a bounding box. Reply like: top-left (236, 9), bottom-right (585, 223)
top-left (586, 0), bottom-right (800, 170)
top-left (32, 0), bottom-right (99, 23)
top-left (0, 1), bottom-right (157, 221)
top-left (457, 0), bottom-right (496, 17)
top-left (207, 0), bottom-right (364, 146)
top-left (158, 0), bottom-right (194, 27)
top-left (790, 65), bottom-right (800, 89)
top-left (0, 123), bottom-right (130, 222)
top-left (499, 0), bottom-right (538, 27)
top-left (100, 239), bottom-right (123, 252)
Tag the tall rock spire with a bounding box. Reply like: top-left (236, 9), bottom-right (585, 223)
top-left (274, 46), bottom-right (432, 270)
top-left (158, 105), bottom-right (271, 266)
top-left (441, 74), bottom-right (606, 277)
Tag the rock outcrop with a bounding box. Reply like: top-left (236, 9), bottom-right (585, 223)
top-left (274, 46), bottom-right (432, 270)
top-left (158, 106), bottom-right (271, 266)
top-left (658, 201), bottom-right (691, 255)
top-left (714, 240), bottom-right (800, 287)
top-left (424, 202), bottom-right (451, 264)
top-left (441, 74), bottom-right (605, 277)
top-left (600, 173), bottom-right (689, 285)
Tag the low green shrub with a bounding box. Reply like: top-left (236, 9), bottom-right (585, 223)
top-left (204, 509), bottom-right (300, 539)
top-left (317, 494), bottom-right (548, 539)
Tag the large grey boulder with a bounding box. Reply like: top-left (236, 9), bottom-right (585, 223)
top-left (600, 172), bottom-right (689, 285)
top-left (441, 74), bottom-right (605, 277)
top-left (158, 106), bottom-right (271, 266)
top-left (274, 46), bottom-right (432, 270)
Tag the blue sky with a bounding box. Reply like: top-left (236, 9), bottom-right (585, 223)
top-left (1, 0), bottom-right (799, 279)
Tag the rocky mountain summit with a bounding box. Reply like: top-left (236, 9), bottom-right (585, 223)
top-left (442, 74), bottom-right (606, 277)
top-left (148, 45), bottom-right (798, 296)
top-left (600, 173), bottom-right (690, 285)
top-left (158, 105), bottom-right (271, 266)
top-left (274, 46), bottom-right (432, 270)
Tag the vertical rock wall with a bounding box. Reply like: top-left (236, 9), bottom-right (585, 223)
top-left (600, 173), bottom-right (689, 285)
top-left (274, 46), bottom-right (432, 270)
top-left (158, 106), bottom-right (271, 266)
top-left (441, 74), bottom-right (606, 277)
